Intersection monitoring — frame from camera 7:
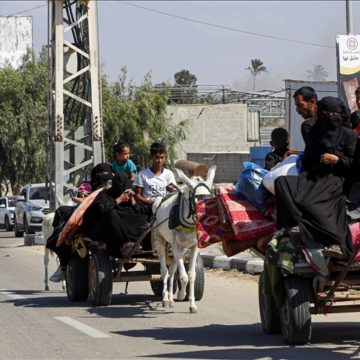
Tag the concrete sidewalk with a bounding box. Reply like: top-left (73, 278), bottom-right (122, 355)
top-left (199, 243), bottom-right (264, 274)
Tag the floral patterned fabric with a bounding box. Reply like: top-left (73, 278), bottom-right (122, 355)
top-left (196, 198), bottom-right (236, 248)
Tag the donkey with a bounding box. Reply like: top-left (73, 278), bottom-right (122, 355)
top-left (151, 165), bottom-right (216, 313)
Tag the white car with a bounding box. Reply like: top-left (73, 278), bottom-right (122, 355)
top-left (14, 184), bottom-right (51, 237)
top-left (0, 196), bottom-right (16, 231)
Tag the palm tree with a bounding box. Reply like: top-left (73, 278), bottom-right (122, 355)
top-left (306, 65), bottom-right (328, 81)
top-left (246, 58), bottom-right (267, 91)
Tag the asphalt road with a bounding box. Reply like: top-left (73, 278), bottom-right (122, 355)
top-left (0, 231), bottom-right (360, 359)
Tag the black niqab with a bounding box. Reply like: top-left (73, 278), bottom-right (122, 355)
top-left (91, 163), bottom-right (114, 190)
top-left (106, 172), bottom-right (131, 198)
top-left (313, 96), bottom-right (346, 153)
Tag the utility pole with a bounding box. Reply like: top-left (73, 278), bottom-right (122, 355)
top-left (346, 0), bottom-right (353, 35)
top-left (48, 0), bottom-right (103, 209)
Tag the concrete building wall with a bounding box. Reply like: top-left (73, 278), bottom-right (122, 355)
top-left (168, 103), bottom-right (259, 183)
top-left (187, 152), bottom-right (250, 183)
top-left (0, 16), bottom-right (33, 69)
top-left (168, 103), bottom-right (259, 160)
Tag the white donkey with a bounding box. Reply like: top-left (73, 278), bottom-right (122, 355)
top-left (151, 166), bottom-right (216, 313)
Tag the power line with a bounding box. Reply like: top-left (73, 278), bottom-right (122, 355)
top-left (6, 3), bottom-right (47, 17)
top-left (120, 1), bottom-right (335, 49)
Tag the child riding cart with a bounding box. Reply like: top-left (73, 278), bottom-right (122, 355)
top-left (59, 169), bottom-right (210, 308)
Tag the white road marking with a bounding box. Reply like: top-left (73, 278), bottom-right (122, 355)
top-left (0, 289), bottom-right (25, 300)
top-left (54, 316), bottom-right (110, 338)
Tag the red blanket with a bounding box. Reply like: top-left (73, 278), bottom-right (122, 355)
top-left (216, 183), bottom-right (276, 242)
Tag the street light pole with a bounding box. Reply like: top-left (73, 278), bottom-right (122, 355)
top-left (346, 0), bottom-right (353, 35)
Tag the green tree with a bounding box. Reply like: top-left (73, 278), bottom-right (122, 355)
top-left (102, 68), bottom-right (187, 169)
top-left (170, 69), bottom-right (198, 104)
top-left (246, 58), bottom-right (267, 91)
top-left (306, 64), bottom-right (328, 81)
top-left (0, 48), bottom-right (48, 194)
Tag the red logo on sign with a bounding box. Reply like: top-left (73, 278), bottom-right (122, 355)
top-left (347, 37), bottom-right (358, 50)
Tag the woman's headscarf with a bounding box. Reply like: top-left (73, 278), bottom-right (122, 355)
top-left (78, 182), bottom-right (92, 195)
top-left (106, 172), bottom-right (131, 198)
top-left (314, 96), bottom-right (348, 152)
top-left (90, 163), bottom-right (114, 190)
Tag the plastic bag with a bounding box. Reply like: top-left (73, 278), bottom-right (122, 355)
top-left (235, 162), bottom-right (271, 208)
top-left (262, 154), bottom-right (301, 195)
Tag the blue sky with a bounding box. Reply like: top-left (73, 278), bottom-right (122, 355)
top-left (1, 1), bottom-right (359, 92)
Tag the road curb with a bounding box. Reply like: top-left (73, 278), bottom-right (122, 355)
top-left (200, 253), bottom-right (263, 274)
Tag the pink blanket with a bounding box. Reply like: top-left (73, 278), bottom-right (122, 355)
top-left (350, 221), bottom-right (360, 262)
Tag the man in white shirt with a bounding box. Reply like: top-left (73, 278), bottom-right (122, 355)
top-left (134, 142), bottom-right (176, 205)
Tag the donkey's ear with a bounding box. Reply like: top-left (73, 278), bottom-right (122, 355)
top-left (205, 165), bottom-right (216, 187)
top-left (175, 168), bottom-right (196, 188)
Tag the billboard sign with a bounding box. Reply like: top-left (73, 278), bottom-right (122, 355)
top-left (336, 34), bottom-right (360, 111)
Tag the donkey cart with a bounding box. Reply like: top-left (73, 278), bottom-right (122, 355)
top-left (65, 230), bottom-right (205, 307)
top-left (259, 240), bottom-right (360, 345)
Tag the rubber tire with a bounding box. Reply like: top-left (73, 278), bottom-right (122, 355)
top-left (89, 252), bottom-right (113, 306)
top-left (176, 254), bottom-right (205, 301)
top-left (258, 272), bottom-right (281, 334)
top-left (5, 216), bottom-right (12, 231)
top-left (24, 216), bottom-right (34, 235)
top-left (66, 253), bottom-right (89, 302)
top-left (14, 217), bottom-right (23, 237)
top-left (147, 264), bottom-right (178, 298)
top-left (280, 276), bottom-right (312, 345)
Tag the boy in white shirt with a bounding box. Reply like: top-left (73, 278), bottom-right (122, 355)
top-left (134, 142), bottom-right (176, 205)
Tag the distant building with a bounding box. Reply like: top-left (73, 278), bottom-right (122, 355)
top-left (0, 16), bottom-right (33, 69)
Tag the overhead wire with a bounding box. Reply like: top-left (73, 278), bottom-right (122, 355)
top-left (6, 3), bottom-right (47, 17)
top-left (120, 1), bottom-right (335, 49)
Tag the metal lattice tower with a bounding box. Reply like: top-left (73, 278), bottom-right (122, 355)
top-left (48, 0), bottom-right (103, 209)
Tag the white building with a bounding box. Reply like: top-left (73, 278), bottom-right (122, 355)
top-left (0, 16), bottom-right (33, 69)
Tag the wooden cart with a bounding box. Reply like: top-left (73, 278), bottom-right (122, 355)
top-left (65, 229), bottom-right (205, 306)
top-left (259, 242), bottom-right (360, 345)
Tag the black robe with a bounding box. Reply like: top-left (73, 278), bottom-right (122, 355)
top-left (275, 98), bottom-right (357, 258)
top-left (82, 191), bottom-right (148, 257)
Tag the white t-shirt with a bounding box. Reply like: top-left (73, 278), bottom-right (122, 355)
top-left (134, 167), bottom-right (177, 199)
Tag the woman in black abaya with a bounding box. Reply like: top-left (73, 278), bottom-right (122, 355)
top-left (82, 172), bottom-right (148, 257)
top-left (275, 96), bottom-right (357, 259)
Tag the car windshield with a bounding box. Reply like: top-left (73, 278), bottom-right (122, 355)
top-left (8, 198), bottom-right (16, 207)
top-left (29, 187), bottom-right (48, 200)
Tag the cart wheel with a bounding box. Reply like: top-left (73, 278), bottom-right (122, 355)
top-left (89, 252), bottom-right (112, 306)
top-left (181, 253), bottom-right (205, 301)
top-left (258, 272), bottom-right (281, 334)
top-left (150, 279), bottom-right (163, 297)
top-left (66, 253), bottom-right (89, 301)
top-left (147, 264), bottom-right (177, 298)
top-left (280, 276), bottom-right (312, 345)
